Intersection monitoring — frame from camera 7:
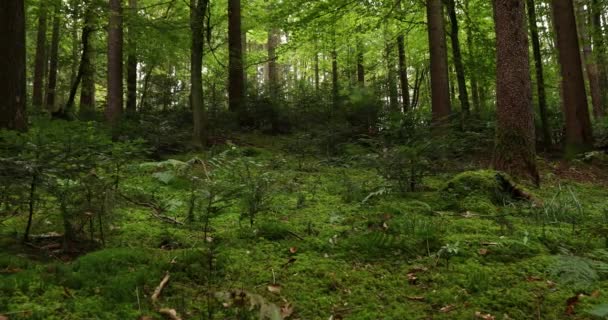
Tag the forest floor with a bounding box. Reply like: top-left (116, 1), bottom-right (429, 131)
top-left (1, 134), bottom-right (608, 320)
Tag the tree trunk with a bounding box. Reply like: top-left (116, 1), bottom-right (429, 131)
top-left (464, 0), bottom-right (480, 113)
top-left (397, 35), bottom-right (410, 112)
top-left (332, 47), bottom-right (339, 109)
top-left (33, 4), bottom-right (48, 111)
top-left (426, 0), bottom-right (452, 123)
top-left (0, 0), bottom-right (27, 131)
top-left (79, 5), bottom-right (96, 120)
top-left (228, 0), bottom-right (244, 113)
top-left (591, 0), bottom-right (607, 117)
top-left (576, 0), bottom-right (603, 119)
top-left (106, 0), bottom-right (124, 125)
top-left (267, 28), bottom-right (279, 95)
top-left (386, 41), bottom-right (399, 112)
top-left (191, 0), bottom-right (208, 147)
top-left (446, 0), bottom-right (470, 116)
top-left (493, 0), bottom-right (539, 184)
top-left (357, 40), bottom-right (365, 87)
top-left (552, 0), bottom-right (594, 154)
top-left (126, 0), bottom-right (138, 114)
top-left (46, 5), bottom-right (61, 112)
top-left (527, 0), bottom-right (553, 148)
top-left (314, 52), bottom-right (320, 92)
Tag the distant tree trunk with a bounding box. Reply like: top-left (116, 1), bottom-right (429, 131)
top-left (267, 28), bottom-right (279, 95)
top-left (592, 0), bottom-right (608, 114)
top-left (79, 5), bottom-right (96, 120)
top-left (552, 0), bottom-right (594, 154)
top-left (397, 35), bottom-right (410, 112)
top-left (191, 0), bottom-right (208, 147)
top-left (228, 0), bottom-right (244, 113)
top-left (69, 4), bottom-right (80, 88)
top-left (0, 0), bottom-right (27, 131)
top-left (357, 40), bottom-right (365, 87)
top-left (126, 0), bottom-right (138, 114)
top-left (527, 0), bottom-right (552, 148)
top-left (106, 0), bottom-right (124, 125)
top-left (386, 41), bottom-right (399, 112)
top-left (139, 64), bottom-right (154, 111)
top-left (427, 0), bottom-right (452, 123)
top-left (33, 4), bottom-right (48, 111)
top-left (314, 52), bottom-right (320, 92)
top-left (464, 0), bottom-right (480, 113)
top-left (576, 0), bottom-right (603, 119)
top-left (446, 0), bottom-right (470, 116)
top-left (332, 47), bottom-right (339, 109)
top-left (46, 5), bottom-right (61, 112)
top-left (493, 0), bottom-right (539, 184)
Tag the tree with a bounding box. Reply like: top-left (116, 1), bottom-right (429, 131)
top-left (267, 28), bottom-right (280, 95)
top-left (576, 0), bottom-right (603, 119)
top-left (552, 0), bottom-right (594, 154)
top-left (191, 0), bottom-right (209, 147)
top-left (526, 0), bottom-right (552, 147)
top-left (591, 0), bottom-right (608, 114)
top-left (46, 4), bottom-right (61, 112)
top-left (427, 0), bottom-right (451, 123)
top-left (126, 0), bottom-right (138, 114)
top-left (492, 0), bottom-right (539, 184)
top-left (0, 0), bottom-right (27, 130)
top-left (33, 4), bottom-right (48, 111)
top-left (446, 0), bottom-right (470, 116)
top-left (228, 0), bottom-right (245, 113)
top-left (79, 3), bottom-right (96, 120)
top-left (106, 0), bottom-right (124, 125)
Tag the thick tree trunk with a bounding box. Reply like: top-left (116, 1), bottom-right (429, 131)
top-left (79, 6), bottom-right (96, 120)
top-left (228, 0), bottom-right (244, 113)
top-left (46, 5), bottom-right (61, 112)
top-left (191, 0), bottom-right (208, 147)
top-left (552, 0), bottom-right (594, 154)
top-left (0, 0), bottom-right (27, 131)
top-left (576, 0), bottom-right (603, 119)
top-left (426, 0), bottom-right (452, 123)
top-left (493, 0), bottom-right (539, 184)
top-left (126, 0), bottom-right (138, 114)
top-left (446, 0), bottom-right (470, 116)
top-left (527, 0), bottom-right (553, 148)
top-left (106, 0), bottom-right (124, 125)
top-left (33, 5), bottom-right (48, 111)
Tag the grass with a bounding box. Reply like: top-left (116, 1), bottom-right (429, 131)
top-left (1, 135), bottom-right (608, 319)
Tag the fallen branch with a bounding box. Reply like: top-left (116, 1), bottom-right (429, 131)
top-left (158, 308), bottom-right (182, 320)
top-left (151, 271), bottom-right (171, 304)
top-left (120, 193), bottom-right (184, 225)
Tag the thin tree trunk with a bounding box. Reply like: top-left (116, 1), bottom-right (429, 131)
top-left (332, 47), bottom-right (339, 109)
top-left (46, 5), bottom-right (61, 112)
top-left (314, 52), bottom-right (320, 92)
top-left (427, 0), bottom-right (452, 123)
top-left (357, 50), bottom-right (365, 87)
top-left (552, 0), bottom-right (594, 154)
top-left (228, 0), bottom-right (244, 113)
top-left (79, 5), bottom-right (96, 120)
top-left (527, 0), bottom-right (552, 147)
top-left (464, 0), bottom-right (480, 113)
top-left (106, 0), bottom-right (124, 125)
top-left (33, 4), bottom-right (48, 111)
top-left (397, 35), bottom-right (410, 112)
top-left (493, 0), bottom-right (539, 184)
top-left (386, 40), bottom-right (399, 112)
top-left (0, 0), bottom-right (27, 131)
top-left (592, 0), bottom-right (607, 116)
top-left (126, 0), bottom-right (138, 114)
top-left (267, 28), bottom-right (279, 95)
top-left (139, 64), bottom-right (154, 111)
top-left (446, 0), bottom-right (470, 116)
top-left (66, 23), bottom-right (94, 119)
top-left (191, 0), bottom-right (208, 146)
top-left (576, 0), bottom-right (603, 119)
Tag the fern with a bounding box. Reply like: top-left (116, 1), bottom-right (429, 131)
top-left (549, 255), bottom-right (599, 292)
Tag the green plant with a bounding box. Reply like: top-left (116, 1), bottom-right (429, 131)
top-left (437, 242), bottom-right (460, 269)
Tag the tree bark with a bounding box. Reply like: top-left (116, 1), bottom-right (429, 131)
top-left (591, 0), bottom-right (607, 117)
top-left (397, 35), bottom-right (410, 112)
top-left (527, 0), bottom-right (552, 148)
top-left (314, 52), bottom-right (320, 92)
top-left (267, 28), bottom-right (280, 95)
top-left (446, 0), bottom-right (470, 116)
top-left (33, 4), bottom-right (48, 111)
top-left (576, 0), bottom-right (603, 119)
top-left (0, 0), bottom-right (27, 131)
top-left (46, 5), bottom-right (61, 112)
top-left (332, 47), bottom-right (339, 109)
top-left (79, 4), bottom-right (96, 120)
top-left (552, 0), bottom-right (594, 154)
top-left (386, 40), bottom-right (399, 112)
top-left (228, 0), bottom-right (244, 113)
top-left (427, 0), bottom-right (452, 123)
top-left (191, 0), bottom-right (208, 147)
top-left (106, 0), bottom-right (124, 125)
top-left (464, 0), bottom-right (480, 113)
top-left (126, 0), bottom-right (138, 114)
top-left (493, 0), bottom-right (539, 184)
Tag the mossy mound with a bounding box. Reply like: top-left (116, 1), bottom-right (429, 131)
top-left (441, 170), bottom-right (529, 213)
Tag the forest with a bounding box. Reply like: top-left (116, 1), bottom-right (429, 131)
top-left (1, 0), bottom-right (608, 318)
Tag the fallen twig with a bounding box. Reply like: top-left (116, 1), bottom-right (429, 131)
top-left (151, 271), bottom-right (171, 304)
top-left (158, 308), bottom-right (182, 320)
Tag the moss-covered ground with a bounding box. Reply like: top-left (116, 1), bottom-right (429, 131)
top-left (1, 135), bottom-right (608, 319)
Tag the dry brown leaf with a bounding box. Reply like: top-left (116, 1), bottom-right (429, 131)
top-left (289, 247), bottom-right (298, 254)
top-left (478, 248), bottom-right (489, 256)
top-left (526, 276), bottom-right (542, 282)
top-left (546, 280), bottom-right (556, 288)
top-left (407, 273), bottom-right (418, 285)
top-left (268, 284), bottom-right (282, 294)
top-left (439, 304), bottom-right (456, 313)
top-left (0, 315), bottom-right (8, 320)
top-left (591, 290), bottom-right (601, 298)
top-left (281, 302), bottom-right (294, 319)
top-left (565, 294), bottom-right (583, 315)
top-left (475, 311), bottom-right (496, 320)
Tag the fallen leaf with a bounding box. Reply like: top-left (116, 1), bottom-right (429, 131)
top-left (289, 247), bottom-right (298, 254)
top-left (591, 290), bottom-right (601, 298)
top-left (0, 267), bottom-right (22, 274)
top-left (566, 294), bottom-right (583, 315)
top-left (406, 296), bottom-right (425, 301)
top-left (478, 248), bottom-right (489, 256)
top-left (546, 280), bottom-right (556, 288)
top-left (407, 273), bottom-right (418, 285)
top-left (439, 304), bottom-right (456, 313)
top-left (526, 276), bottom-right (542, 282)
top-left (409, 266), bottom-right (428, 273)
top-left (158, 308), bottom-right (182, 320)
top-left (0, 315), bottom-right (8, 320)
top-left (280, 302), bottom-right (294, 319)
top-left (475, 311), bottom-right (496, 320)
top-left (268, 284), bottom-right (282, 294)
